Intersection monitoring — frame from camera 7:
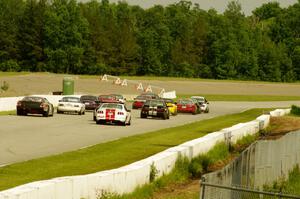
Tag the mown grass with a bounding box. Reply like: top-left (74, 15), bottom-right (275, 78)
top-left (177, 94), bottom-right (300, 101)
top-left (0, 72), bottom-right (30, 77)
top-left (0, 110), bottom-right (15, 116)
top-left (104, 134), bottom-right (258, 199)
top-left (0, 108), bottom-right (273, 191)
top-left (103, 143), bottom-right (229, 199)
top-left (79, 74), bottom-right (300, 85)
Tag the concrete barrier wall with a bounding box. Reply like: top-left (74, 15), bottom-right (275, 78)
top-left (0, 109), bottom-right (290, 199)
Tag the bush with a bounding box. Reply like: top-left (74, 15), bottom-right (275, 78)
top-left (1, 81), bottom-right (9, 91)
top-left (0, 60), bottom-right (20, 72)
top-left (291, 105), bottom-right (300, 116)
top-left (149, 163), bottom-right (158, 182)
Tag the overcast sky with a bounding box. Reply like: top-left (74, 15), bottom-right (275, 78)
top-left (106, 0), bottom-right (297, 15)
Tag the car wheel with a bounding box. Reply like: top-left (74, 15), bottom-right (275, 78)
top-left (96, 120), bottom-right (102, 124)
top-left (17, 110), bottom-right (23, 116)
top-left (141, 113), bottom-right (147, 118)
top-left (162, 113), bottom-right (167, 120)
top-left (57, 110), bottom-right (62, 114)
top-left (82, 111), bottom-right (85, 115)
top-left (93, 116), bottom-right (96, 121)
top-left (43, 110), bottom-right (49, 117)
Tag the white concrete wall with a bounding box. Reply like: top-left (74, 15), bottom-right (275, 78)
top-left (0, 109), bottom-right (291, 199)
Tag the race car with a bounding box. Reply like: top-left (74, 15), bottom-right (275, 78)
top-left (16, 96), bottom-right (54, 117)
top-left (57, 96), bottom-right (85, 115)
top-left (110, 94), bottom-right (126, 104)
top-left (80, 95), bottom-right (100, 110)
top-left (132, 95), bottom-right (152, 109)
top-left (191, 96), bottom-right (209, 113)
top-left (177, 99), bottom-right (200, 115)
top-left (141, 92), bottom-right (160, 99)
top-left (98, 95), bottom-right (119, 103)
top-left (140, 99), bottom-right (170, 120)
top-left (95, 103), bottom-right (131, 126)
top-left (162, 98), bottom-right (177, 116)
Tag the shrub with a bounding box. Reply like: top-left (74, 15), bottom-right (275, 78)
top-left (149, 163), bottom-right (158, 182)
top-left (1, 81), bottom-right (9, 91)
top-left (291, 105), bottom-right (300, 116)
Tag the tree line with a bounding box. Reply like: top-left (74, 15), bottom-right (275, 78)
top-left (0, 0), bottom-right (299, 82)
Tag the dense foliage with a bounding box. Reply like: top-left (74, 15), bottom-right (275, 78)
top-left (0, 0), bottom-right (299, 81)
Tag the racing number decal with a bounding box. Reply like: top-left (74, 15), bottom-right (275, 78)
top-left (149, 106), bottom-right (157, 116)
top-left (106, 109), bottom-right (116, 120)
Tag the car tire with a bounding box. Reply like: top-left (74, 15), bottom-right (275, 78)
top-left (17, 110), bottom-right (23, 116)
top-left (141, 113), bottom-right (147, 118)
top-left (93, 116), bottom-right (96, 121)
top-left (162, 113), bottom-right (167, 120)
top-left (96, 120), bottom-right (102, 124)
top-left (43, 110), bottom-right (49, 117)
top-left (57, 110), bottom-right (62, 114)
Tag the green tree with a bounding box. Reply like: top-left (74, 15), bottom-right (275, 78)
top-left (44, 0), bottom-right (88, 74)
top-left (17, 0), bottom-right (47, 71)
top-left (0, 0), bottom-right (24, 71)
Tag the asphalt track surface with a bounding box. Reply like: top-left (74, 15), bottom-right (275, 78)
top-left (1, 101), bottom-right (300, 166)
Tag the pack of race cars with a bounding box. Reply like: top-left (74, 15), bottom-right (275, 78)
top-left (16, 93), bottom-right (209, 126)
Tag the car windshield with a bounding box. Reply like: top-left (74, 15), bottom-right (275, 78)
top-left (163, 99), bottom-right (174, 103)
top-left (192, 97), bottom-right (205, 102)
top-left (135, 95), bottom-right (149, 100)
top-left (23, 97), bottom-right (43, 102)
top-left (99, 95), bottom-right (114, 100)
top-left (111, 94), bottom-right (123, 99)
top-left (101, 103), bottom-right (123, 110)
top-left (62, 97), bottom-right (80, 103)
top-left (178, 100), bottom-right (193, 105)
top-left (80, 96), bottom-right (97, 101)
top-left (147, 100), bottom-right (165, 107)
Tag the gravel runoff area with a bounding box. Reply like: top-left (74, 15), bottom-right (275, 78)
top-left (1, 101), bottom-right (299, 166)
top-left (1, 73), bottom-right (300, 97)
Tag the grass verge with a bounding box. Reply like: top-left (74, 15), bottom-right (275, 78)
top-left (101, 135), bottom-right (257, 199)
top-left (0, 72), bottom-right (30, 77)
top-left (0, 110), bottom-right (15, 116)
top-left (0, 108), bottom-right (273, 191)
top-left (79, 74), bottom-right (300, 85)
top-left (177, 94), bottom-right (300, 102)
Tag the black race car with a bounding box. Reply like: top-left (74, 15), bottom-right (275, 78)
top-left (16, 96), bottom-right (54, 117)
top-left (80, 95), bottom-right (100, 110)
top-left (140, 99), bottom-right (170, 120)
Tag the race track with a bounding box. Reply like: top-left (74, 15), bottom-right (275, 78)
top-left (1, 101), bottom-right (299, 166)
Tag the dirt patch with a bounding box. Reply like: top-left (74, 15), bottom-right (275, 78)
top-left (2, 73), bottom-right (300, 97)
top-left (260, 116), bottom-right (300, 140)
top-left (152, 180), bottom-right (199, 199)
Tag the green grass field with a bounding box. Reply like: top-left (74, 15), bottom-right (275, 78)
top-left (177, 94), bottom-right (300, 101)
top-left (0, 108), bottom-right (273, 191)
top-left (79, 74), bottom-right (300, 85)
top-left (0, 110), bottom-right (15, 116)
top-left (0, 72), bottom-right (30, 77)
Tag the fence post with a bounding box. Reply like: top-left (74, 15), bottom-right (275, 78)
top-left (200, 176), bottom-right (206, 199)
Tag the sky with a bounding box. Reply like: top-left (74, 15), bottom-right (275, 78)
top-left (106, 0), bottom-right (298, 15)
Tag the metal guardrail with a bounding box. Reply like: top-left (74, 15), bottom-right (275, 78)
top-left (200, 178), bottom-right (300, 199)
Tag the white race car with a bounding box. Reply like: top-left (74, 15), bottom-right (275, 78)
top-left (57, 97), bottom-right (85, 115)
top-left (190, 96), bottom-right (209, 113)
top-left (95, 103), bottom-right (131, 126)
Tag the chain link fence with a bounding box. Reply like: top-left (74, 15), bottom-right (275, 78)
top-left (200, 178), bottom-right (300, 199)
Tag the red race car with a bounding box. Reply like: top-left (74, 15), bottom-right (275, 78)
top-left (98, 95), bottom-right (119, 103)
top-left (177, 99), bottom-right (200, 115)
top-left (132, 95), bottom-right (152, 109)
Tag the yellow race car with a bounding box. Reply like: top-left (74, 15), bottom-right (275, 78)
top-left (163, 98), bottom-right (178, 116)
